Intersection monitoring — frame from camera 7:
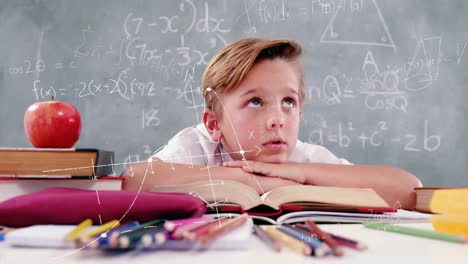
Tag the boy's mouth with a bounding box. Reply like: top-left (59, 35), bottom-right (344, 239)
top-left (262, 138), bottom-right (286, 152)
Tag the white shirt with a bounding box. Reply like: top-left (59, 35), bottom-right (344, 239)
top-left (154, 124), bottom-right (352, 166)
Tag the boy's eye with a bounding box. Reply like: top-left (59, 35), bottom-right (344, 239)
top-left (283, 97), bottom-right (295, 108)
top-left (247, 98), bottom-right (262, 108)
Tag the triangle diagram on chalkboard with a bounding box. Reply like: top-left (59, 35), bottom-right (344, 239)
top-left (320, 0), bottom-right (396, 51)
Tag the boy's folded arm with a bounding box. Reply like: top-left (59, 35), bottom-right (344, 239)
top-left (225, 160), bottom-right (419, 209)
top-left (281, 162), bottom-right (421, 210)
top-left (120, 159), bottom-right (299, 194)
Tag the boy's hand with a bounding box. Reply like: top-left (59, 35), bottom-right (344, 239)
top-left (223, 160), bottom-right (306, 184)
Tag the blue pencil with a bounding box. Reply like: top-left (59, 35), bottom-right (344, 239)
top-left (91, 221), bottom-right (140, 249)
top-left (278, 225), bottom-right (331, 257)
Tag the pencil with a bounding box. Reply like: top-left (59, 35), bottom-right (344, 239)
top-left (184, 217), bottom-right (229, 241)
top-left (172, 216), bottom-right (215, 239)
top-left (140, 230), bottom-right (169, 249)
top-left (264, 227), bottom-right (311, 256)
top-left (278, 225), bottom-right (330, 257)
top-left (363, 222), bottom-right (468, 244)
top-left (75, 220), bottom-right (119, 245)
top-left (117, 225), bottom-right (165, 249)
top-left (305, 220), bottom-right (343, 256)
top-left (253, 225), bottom-right (281, 252)
top-left (199, 213), bottom-right (249, 244)
top-left (164, 216), bottom-right (212, 232)
top-left (87, 221), bottom-right (140, 249)
top-left (64, 218), bottom-right (92, 243)
top-left (295, 223), bottom-right (367, 251)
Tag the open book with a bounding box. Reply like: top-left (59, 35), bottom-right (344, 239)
top-left (153, 180), bottom-right (393, 217)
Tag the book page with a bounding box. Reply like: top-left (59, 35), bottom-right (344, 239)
top-left (153, 180), bottom-right (263, 210)
top-left (262, 185), bottom-right (390, 210)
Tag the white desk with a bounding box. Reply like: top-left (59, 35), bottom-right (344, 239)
top-left (1, 223), bottom-right (467, 264)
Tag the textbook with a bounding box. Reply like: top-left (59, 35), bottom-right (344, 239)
top-left (415, 187), bottom-right (468, 215)
top-left (0, 148), bottom-right (115, 178)
top-left (153, 180), bottom-right (393, 217)
top-left (0, 176), bottom-right (123, 202)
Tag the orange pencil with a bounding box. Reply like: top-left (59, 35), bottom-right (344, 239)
top-left (305, 220), bottom-right (343, 256)
top-left (198, 213), bottom-right (249, 244)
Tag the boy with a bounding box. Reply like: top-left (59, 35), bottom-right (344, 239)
top-left (122, 38), bottom-right (421, 209)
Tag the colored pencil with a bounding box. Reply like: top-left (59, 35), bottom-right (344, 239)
top-left (164, 216), bottom-right (212, 232)
top-left (172, 216), bottom-right (215, 239)
top-left (198, 213), bottom-right (249, 244)
top-left (296, 223), bottom-right (368, 251)
top-left (278, 225), bottom-right (330, 257)
top-left (87, 221), bottom-right (140, 249)
top-left (184, 217), bottom-right (229, 241)
top-left (305, 220), bottom-right (343, 256)
top-left (140, 230), bottom-right (169, 249)
top-left (75, 220), bottom-right (119, 246)
top-left (64, 218), bottom-right (92, 243)
top-left (264, 227), bottom-right (311, 256)
top-left (253, 225), bottom-right (281, 252)
top-left (363, 222), bottom-right (468, 244)
top-left (117, 225), bottom-right (165, 249)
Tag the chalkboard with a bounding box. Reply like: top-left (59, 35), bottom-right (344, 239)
top-left (1, 0), bottom-right (467, 186)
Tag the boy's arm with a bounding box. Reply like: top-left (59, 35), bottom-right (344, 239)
top-left (223, 161), bottom-right (421, 210)
top-left (121, 158), bottom-right (300, 194)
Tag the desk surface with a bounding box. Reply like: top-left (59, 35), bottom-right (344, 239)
top-left (1, 223), bottom-right (467, 264)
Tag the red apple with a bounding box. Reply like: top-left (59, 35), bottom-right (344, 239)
top-left (24, 97), bottom-right (81, 148)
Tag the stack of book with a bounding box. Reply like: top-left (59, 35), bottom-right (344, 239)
top-left (0, 148), bottom-right (122, 202)
top-left (415, 187), bottom-right (468, 236)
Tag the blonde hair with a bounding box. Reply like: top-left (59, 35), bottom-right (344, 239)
top-left (202, 38), bottom-right (304, 115)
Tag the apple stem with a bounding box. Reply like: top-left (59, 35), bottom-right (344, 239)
top-left (51, 96), bottom-right (55, 101)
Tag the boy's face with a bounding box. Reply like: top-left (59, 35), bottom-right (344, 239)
top-left (214, 59), bottom-right (301, 163)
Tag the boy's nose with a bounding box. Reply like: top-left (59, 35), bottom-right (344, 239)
top-left (266, 112), bottom-right (285, 129)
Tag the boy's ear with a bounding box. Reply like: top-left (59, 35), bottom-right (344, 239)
top-left (202, 108), bottom-right (223, 143)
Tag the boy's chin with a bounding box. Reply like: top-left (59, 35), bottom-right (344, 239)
top-left (255, 154), bottom-right (289, 163)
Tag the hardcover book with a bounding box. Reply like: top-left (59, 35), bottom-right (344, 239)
top-left (0, 148), bottom-right (115, 178)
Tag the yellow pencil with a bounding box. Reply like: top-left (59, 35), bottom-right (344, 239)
top-left (76, 220), bottom-right (120, 245)
top-left (64, 219), bottom-right (92, 243)
top-left (264, 227), bottom-right (312, 256)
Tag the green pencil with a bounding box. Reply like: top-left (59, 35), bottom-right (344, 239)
top-left (363, 222), bottom-right (468, 244)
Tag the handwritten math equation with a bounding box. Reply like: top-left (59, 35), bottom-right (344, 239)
top-left (307, 119), bottom-right (440, 152)
top-left (305, 37), bottom-right (468, 112)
